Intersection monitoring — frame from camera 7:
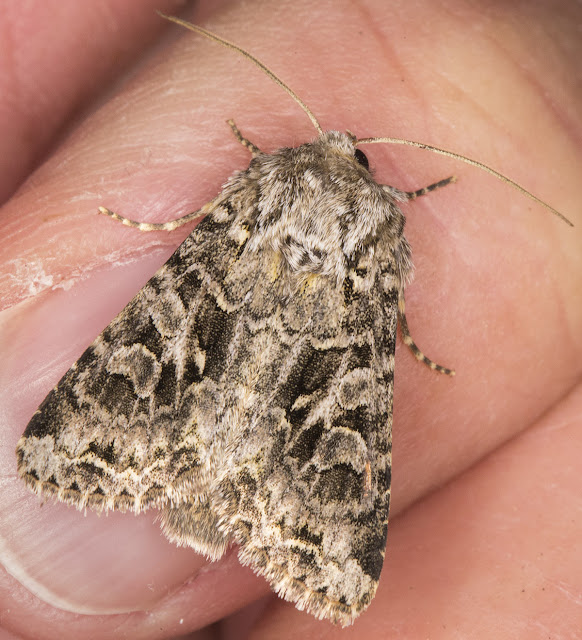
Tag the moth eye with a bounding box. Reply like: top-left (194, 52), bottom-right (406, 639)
top-left (354, 148), bottom-right (369, 171)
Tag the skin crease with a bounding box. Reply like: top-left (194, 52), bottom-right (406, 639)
top-left (0, 0), bottom-right (581, 638)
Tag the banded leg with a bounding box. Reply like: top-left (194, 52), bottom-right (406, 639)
top-left (227, 119), bottom-right (261, 155)
top-left (98, 119), bottom-right (259, 231)
top-left (404, 176), bottom-right (456, 200)
top-left (398, 295), bottom-right (454, 376)
top-left (400, 175), bottom-right (455, 374)
top-left (97, 201), bottom-right (214, 232)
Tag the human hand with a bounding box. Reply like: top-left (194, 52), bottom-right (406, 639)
top-left (1, 1), bottom-right (581, 638)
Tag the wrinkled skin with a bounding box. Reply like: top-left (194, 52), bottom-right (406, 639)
top-left (0, 1), bottom-right (581, 639)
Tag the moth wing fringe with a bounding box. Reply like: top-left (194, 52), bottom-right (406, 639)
top-left (235, 538), bottom-right (372, 626)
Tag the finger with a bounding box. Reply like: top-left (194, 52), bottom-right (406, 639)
top-left (1, 0), bottom-right (581, 637)
top-left (0, 0), bottom-right (187, 203)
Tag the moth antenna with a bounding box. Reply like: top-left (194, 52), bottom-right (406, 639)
top-left (356, 136), bottom-right (573, 226)
top-left (160, 13), bottom-right (571, 227)
top-left (158, 12), bottom-right (324, 136)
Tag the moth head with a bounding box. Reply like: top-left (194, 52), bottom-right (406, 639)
top-left (245, 131), bottom-right (409, 288)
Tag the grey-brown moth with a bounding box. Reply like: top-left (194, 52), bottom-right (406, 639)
top-left (15, 14), bottom-right (571, 626)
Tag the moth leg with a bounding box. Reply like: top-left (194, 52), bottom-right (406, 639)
top-left (404, 175), bottom-right (456, 200)
top-left (227, 118), bottom-right (261, 155)
top-left (398, 294), bottom-right (455, 376)
top-left (99, 120), bottom-right (260, 229)
top-left (97, 199), bottom-right (217, 232)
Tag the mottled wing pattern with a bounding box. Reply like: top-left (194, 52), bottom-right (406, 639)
top-left (16, 207), bottom-right (252, 512)
top-left (162, 239), bottom-right (398, 624)
top-left (17, 131), bottom-right (402, 625)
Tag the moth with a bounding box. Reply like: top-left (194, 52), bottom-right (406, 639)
top-left (16, 14), bottom-right (571, 626)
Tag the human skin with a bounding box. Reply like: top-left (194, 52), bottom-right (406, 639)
top-left (0, 0), bottom-right (581, 639)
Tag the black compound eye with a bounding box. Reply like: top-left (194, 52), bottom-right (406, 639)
top-left (354, 148), bottom-right (369, 171)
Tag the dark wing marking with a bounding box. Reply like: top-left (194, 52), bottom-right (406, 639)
top-left (16, 208), bottom-right (251, 512)
top-left (161, 246), bottom-right (398, 624)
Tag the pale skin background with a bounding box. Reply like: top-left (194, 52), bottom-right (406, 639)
top-left (0, 0), bottom-right (581, 638)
